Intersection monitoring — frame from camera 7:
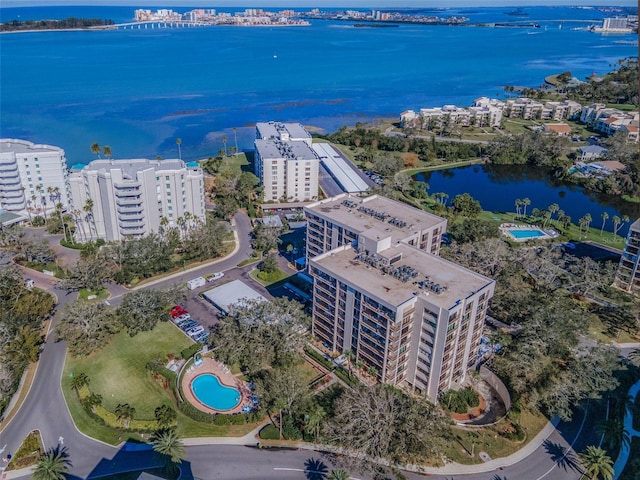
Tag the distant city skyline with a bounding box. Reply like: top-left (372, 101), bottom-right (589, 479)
top-left (2, 1), bottom-right (638, 8)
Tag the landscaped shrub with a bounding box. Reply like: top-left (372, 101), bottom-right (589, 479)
top-left (213, 414), bottom-right (230, 426)
top-left (180, 344), bottom-right (202, 359)
top-left (304, 347), bottom-right (334, 371)
top-left (334, 367), bottom-right (360, 387)
top-left (282, 415), bottom-right (302, 440)
top-left (440, 387), bottom-right (481, 414)
top-left (229, 414), bottom-right (246, 425)
top-left (259, 423), bottom-right (280, 440)
top-left (177, 401), bottom-right (216, 423)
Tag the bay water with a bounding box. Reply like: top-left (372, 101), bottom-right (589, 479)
top-left (1, 5), bottom-right (636, 165)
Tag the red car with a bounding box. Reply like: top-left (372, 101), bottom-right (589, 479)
top-left (170, 306), bottom-right (187, 318)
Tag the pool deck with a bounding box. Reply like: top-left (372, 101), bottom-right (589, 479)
top-left (499, 223), bottom-right (559, 242)
top-left (182, 357), bottom-right (252, 415)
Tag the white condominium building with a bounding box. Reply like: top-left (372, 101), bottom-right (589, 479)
top-left (0, 139), bottom-right (71, 213)
top-left (68, 159), bottom-right (205, 242)
top-left (304, 194), bottom-right (447, 259)
top-left (254, 122), bottom-right (319, 202)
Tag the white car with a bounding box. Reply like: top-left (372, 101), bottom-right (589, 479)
top-left (208, 272), bottom-right (224, 281)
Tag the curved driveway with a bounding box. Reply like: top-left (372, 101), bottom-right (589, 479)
top-left (0, 211), bottom-right (617, 480)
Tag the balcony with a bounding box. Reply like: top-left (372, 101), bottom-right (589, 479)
top-left (116, 197), bottom-right (142, 207)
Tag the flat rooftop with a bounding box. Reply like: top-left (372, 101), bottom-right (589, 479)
top-left (202, 279), bottom-right (267, 315)
top-left (0, 139), bottom-right (63, 155)
top-left (255, 139), bottom-right (318, 161)
top-left (306, 194), bottom-right (446, 240)
top-left (311, 244), bottom-right (493, 310)
top-left (256, 122), bottom-right (311, 141)
top-left (79, 159), bottom-right (187, 179)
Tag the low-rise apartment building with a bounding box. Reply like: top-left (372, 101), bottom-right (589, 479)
top-left (581, 104), bottom-right (639, 142)
top-left (254, 122), bottom-right (319, 202)
top-left (0, 139), bottom-right (71, 213)
top-left (68, 158), bottom-right (205, 242)
top-left (614, 218), bottom-right (640, 295)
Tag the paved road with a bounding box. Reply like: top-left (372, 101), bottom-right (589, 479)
top-left (0, 209), bottom-right (626, 480)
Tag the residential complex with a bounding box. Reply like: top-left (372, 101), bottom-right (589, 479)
top-left (0, 139), bottom-right (71, 214)
top-left (68, 159), bottom-right (205, 242)
top-left (305, 194), bottom-right (495, 403)
top-left (614, 218), bottom-right (640, 295)
top-left (580, 103), bottom-right (639, 142)
top-left (400, 97), bottom-right (582, 130)
top-left (254, 122), bottom-right (320, 202)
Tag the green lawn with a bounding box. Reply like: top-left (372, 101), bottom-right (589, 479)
top-left (443, 409), bottom-right (548, 465)
top-left (250, 268), bottom-right (291, 286)
top-left (63, 322), bottom-right (259, 443)
top-left (78, 287), bottom-right (109, 301)
top-left (64, 322), bottom-right (193, 419)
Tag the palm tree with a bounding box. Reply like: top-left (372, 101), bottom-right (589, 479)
top-left (584, 213), bottom-right (593, 232)
top-left (548, 203), bottom-right (559, 221)
top-left (579, 445), bottom-right (614, 480)
top-left (90, 142), bottom-right (101, 159)
top-left (84, 198), bottom-right (95, 239)
top-left (343, 349), bottom-right (355, 377)
top-left (612, 215), bottom-right (622, 238)
top-left (233, 127), bottom-right (239, 155)
top-left (328, 470), bottom-right (350, 480)
top-left (596, 417), bottom-right (630, 453)
top-left (514, 199), bottom-right (522, 217)
top-left (152, 428), bottom-right (186, 465)
top-left (159, 216), bottom-right (169, 239)
top-left (305, 405), bottom-right (326, 441)
top-left (221, 135), bottom-right (228, 157)
top-left (103, 145), bottom-right (112, 159)
top-left (115, 403), bottom-right (136, 429)
top-left (33, 445), bottom-right (72, 480)
top-left (176, 138), bottom-right (182, 160)
top-left (522, 197), bottom-right (531, 217)
top-left (600, 212), bottom-right (609, 236)
top-left (70, 372), bottom-right (90, 393)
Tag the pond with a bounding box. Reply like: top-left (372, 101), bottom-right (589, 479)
top-left (413, 164), bottom-right (639, 235)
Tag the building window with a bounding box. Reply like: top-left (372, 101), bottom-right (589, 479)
top-left (166, 183), bottom-right (170, 188)
top-left (165, 176), bottom-right (169, 181)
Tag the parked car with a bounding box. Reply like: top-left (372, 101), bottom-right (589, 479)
top-left (208, 272), bottom-right (224, 281)
top-left (194, 332), bottom-right (210, 343)
top-left (176, 318), bottom-right (192, 328)
top-left (187, 326), bottom-right (204, 337)
top-left (181, 320), bottom-right (198, 331)
top-left (175, 314), bottom-right (191, 322)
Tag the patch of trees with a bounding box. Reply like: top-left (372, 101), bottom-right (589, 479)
top-left (487, 131), bottom-right (572, 168)
top-left (59, 215), bottom-right (230, 288)
top-left (325, 384), bottom-right (452, 464)
top-left (0, 17), bottom-right (115, 32)
top-left (317, 126), bottom-right (481, 163)
top-left (568, 58), bottom-right (638, 106)
top-left (440, 387), bottom-right (480, 414)
top-left (55, 287), bottom-right (185, 356)
top-left (448, 218), bottom-right (500, 243)
top-left (212, 298), bottom-right (310, 374)
top-left (443, 239), bottom-right (629, 421)
top-left (0, 266), bottom-right (55, 415)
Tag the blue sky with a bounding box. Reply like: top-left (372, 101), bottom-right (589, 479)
top-left (2, 1), bottom-right (637, 7)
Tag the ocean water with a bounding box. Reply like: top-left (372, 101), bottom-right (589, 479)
top-left (0, 5), bottom-right (637, 165)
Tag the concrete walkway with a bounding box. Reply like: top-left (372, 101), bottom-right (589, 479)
top-left (613, 379), bottom-right (640, 479)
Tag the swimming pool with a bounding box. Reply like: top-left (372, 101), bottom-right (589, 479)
top-left (191, 374), bottom-right (241, 411)
top-left (509, 229), bottom-right (546, 239)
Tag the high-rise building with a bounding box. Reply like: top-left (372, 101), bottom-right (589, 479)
top-left (304, 194), bottom-right (447, 259)
top-left (254, 122), bottom-right (319, 202)
top-left (614, 218), bottom-right (640, 295)
top-left (68, 159), bottom-right (205, 242)
top-left (0, 139), bottom-right (71, 213)
top-left (305, 194), bottom-right (493, 403)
